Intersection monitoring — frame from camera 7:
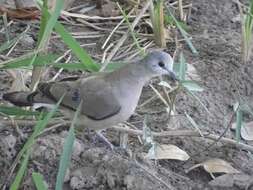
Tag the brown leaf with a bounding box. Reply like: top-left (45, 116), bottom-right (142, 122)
top-left (0, 6), bottom-right (40, 20)
top-left (186, 158), bottom-right (240, 178)
top-left (146, 144), bottom-right (190, 161)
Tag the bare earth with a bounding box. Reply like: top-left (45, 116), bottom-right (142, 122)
top-left (0, 0), bottom-right (253, 189)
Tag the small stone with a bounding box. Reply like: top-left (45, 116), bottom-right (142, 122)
top-left (20, 34), bottom-right (35, 48)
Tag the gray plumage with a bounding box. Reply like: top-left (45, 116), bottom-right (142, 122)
top-left (3, 51), bottom-right (176, 130)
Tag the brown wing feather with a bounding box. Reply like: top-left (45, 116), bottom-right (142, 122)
top-left (38, 76), bottom-right (121, 120)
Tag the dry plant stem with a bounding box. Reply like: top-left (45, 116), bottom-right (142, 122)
top-left (106, 0), bottom-right (152, 62)
top-left (51, 54), bottom-right (72, 81)
top-left (188, 111), bottom-right (237, 158)
top-left (6, 25), bottom-right (30, 56)
top-left (236, 0), bottom-right (246, 63)
top-left (112, 126), bottom-right (253, 153)
top-left (101, 9), bottom-right (135, 50)
top-left (115, 38), bottom-right (147, 57)
top-left (160, 76), bottom-right (172, 103)
top-left (138, 95), bottom-right (158, 108)
top-left (0, 20), bottom-right (13, 33)
top-left (178, 0), bottom-right (184, 21)
top-left (30, 54), bottom-right (48, 90)
top-left (149, 84), bottom-right (169, 107)
top-left (2, 118), bottom-right (253, 152)
top-left (62, 10), bottom-right (149, 20)
top-left (101, 43), bottom-right (114, 68)
top-left (150, 0), bottom-right (166, 47)
top-left (0, 119), bottom-right (62, 127)
top-left (76, 18), bottom-right (124, 34)
top-left (2, 13), bottom-right (10, 42)
top-left (124, 40), bottom-right (153, 61)
top-left (31, 12), bottom-right (52, 90)
top-left (134, 160), bottom-right (175, 190)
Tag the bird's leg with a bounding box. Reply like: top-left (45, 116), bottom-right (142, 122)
top-left (95, 130), bottom-right (115, 150)
top-left (95, 130), bottom-right (132, 156)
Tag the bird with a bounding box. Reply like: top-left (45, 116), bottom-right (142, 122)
top-left (3, 51), bottom-right (176, 131)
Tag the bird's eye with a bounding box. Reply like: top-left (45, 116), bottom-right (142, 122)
top-left (158, 61), bottom-right (165, 67)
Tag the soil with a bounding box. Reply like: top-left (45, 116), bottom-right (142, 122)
top-left (0, 0), bottom-right (253, 189)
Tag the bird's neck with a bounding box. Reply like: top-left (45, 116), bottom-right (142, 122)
top-left (107, 63), bottom-right (151, 86)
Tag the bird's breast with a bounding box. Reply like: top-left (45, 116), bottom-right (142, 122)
top-left (117, 84), bottom-right (143, 119)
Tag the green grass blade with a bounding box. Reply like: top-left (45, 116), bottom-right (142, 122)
top-left (54, 22), bottom-right (100, 72)
top-left (36, 0), bottom-right (99, 72)
top-left (166, 7), bottom-right (198, 54)
top-left (37, 0), bottom-right (50, 45)
top-left (32, 172), bottom-right (48, 190)
top-left (179, 52), bottom-right (186, 80)
top-left (10, 150), bottom-right (30, 190)
top-left (0, 106), bottom-right (42, 116)
top-left (117, 2), bottom-right (145, 56)
top-left (0, 53), bottom-right (58, 69)
top-left (149, 0), bottom-right (166, 48)
top-left (164, 14), bottom-right (188, 30)
top-left (0, 29), bottom-right (26, 53)
top-left (242, 0), bottom-right (253, 62)
top-left (55, 127), bottom-right (75, 190)
top-left (37, 0), bottom-right (63, 50)
top-left (236, 107), bottom-right (243, 142)
top-left (29, 0), bottom-right (63, 67)
top-left (55, 101), bottom-right (82, 190)
top-left (9, 96), bottom-right (64, 190)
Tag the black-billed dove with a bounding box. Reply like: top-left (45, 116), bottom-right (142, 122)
top-left (3, 51), bottom-right (176, 130)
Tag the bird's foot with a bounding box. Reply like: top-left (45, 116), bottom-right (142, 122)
top-left (94, 131), bottom-right (132, 156)
top-left (94, 131), bottom-right (115, 150)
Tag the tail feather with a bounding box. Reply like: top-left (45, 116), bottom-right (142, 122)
top-left (3, 91), bottom-right (35, 106)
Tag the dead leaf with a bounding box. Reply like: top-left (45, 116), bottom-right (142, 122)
top-left (232, 122), bottom-right (253, 141)
top-left (146, 144), bottom-right (190, 161)
top-left (186, 158), bottom-right (240, 178)
top-left (0, 6), bottom-right (40, 19)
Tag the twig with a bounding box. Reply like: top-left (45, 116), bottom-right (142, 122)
top-left (124, 40), bottom-right (153, 61)
top-left (100, 43), bottom-right (114, 70)
top-left (2, 117), bottom-right (253, 153)
top-left (6, 25), bottom-right (30, 56)
top-left (2, 13), bottom-right (10, 42)
top-left (106, 0), bottom-right (151, 62)
top-left (50, 54), bottom-right (72, 81)
top-left (178, 0), bottom-right (184, 21)
top-left (61, 10), bottom-right (149, 20)
top-left (102, 9), bottom-right (135, 50)
top-left (138, 95), bottom-right (158, 108)
top-left (135, 160), bottom-right (175, 190)
top-left (76, 18), bottom-right (125, 34)
top-left (0, 20), bottom-right (13, 33)
top-left (0, 119), bottom-right (63, 127)
top-left (149, 84), bottom-right (169, 107)
top-left (189, 111), bottom-right (236, 158)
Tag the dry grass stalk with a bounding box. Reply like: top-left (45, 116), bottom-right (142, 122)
top-left (150, 0), bottom-right (166, 48)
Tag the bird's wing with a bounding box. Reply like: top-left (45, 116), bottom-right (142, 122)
top-left (38, 76), bottom-right (121, 120)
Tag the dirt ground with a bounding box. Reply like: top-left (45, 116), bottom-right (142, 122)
top-left (0, 0), bottom-right (253, 189)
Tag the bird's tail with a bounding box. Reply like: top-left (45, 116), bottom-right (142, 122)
top-left (3, 91), bottom-right (36, 106)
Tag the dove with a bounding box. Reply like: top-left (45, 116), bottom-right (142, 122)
top-left (3, 51), bottom-right (176, 130)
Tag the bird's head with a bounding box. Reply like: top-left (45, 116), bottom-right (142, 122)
top-left (141, 50), bottom-right (177, 81)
